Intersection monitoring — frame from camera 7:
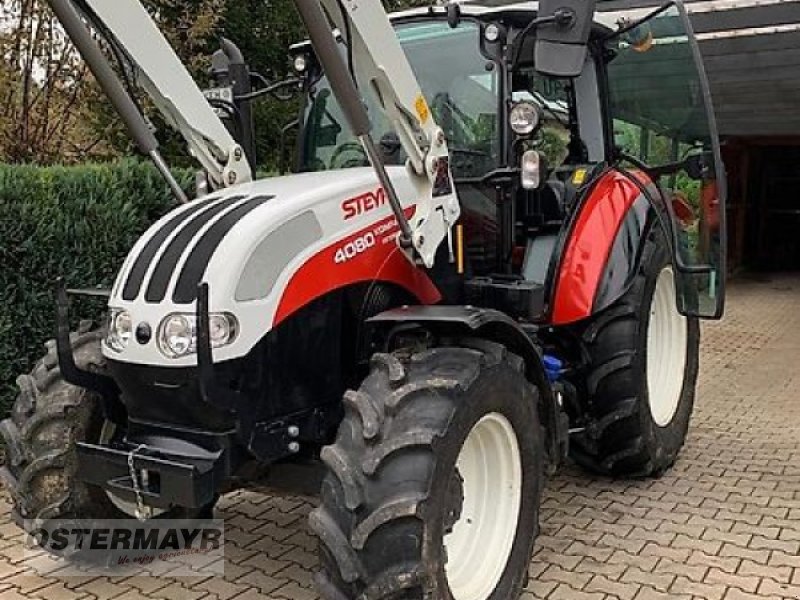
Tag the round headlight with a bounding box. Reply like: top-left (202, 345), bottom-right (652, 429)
top-left (484, 24), bottom-right (500, 43)
top-left (293, 54), bottom-right (308, 73)
top-left (159, 315), bottom-right (195, 358)
top-left (209, 314), bottom-right (237, 348)
top-left (509, 102), bottom-right (540, 136)
top-left (107, 310), bottom-right (132, 352)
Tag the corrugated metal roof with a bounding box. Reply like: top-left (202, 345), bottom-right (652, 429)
top-left (598, 0), bottom-right (800, 136)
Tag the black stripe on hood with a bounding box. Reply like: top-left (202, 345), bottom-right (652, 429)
top-left (121, 196), bottom-right (220, 301)
top-left (172, 195), bottom-right (273, 304)
top-left (144, 195), bottom-right (246, 303)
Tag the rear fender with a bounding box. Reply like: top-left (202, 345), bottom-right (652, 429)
top-left (548, 169), bottom-right (664, 325)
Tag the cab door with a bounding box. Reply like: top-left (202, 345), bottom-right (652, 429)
top-left (604, 1), bottom-right (726, 318)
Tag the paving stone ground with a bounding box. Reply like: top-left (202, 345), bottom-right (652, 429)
top-left (1, 274), bottom-right (799, 599)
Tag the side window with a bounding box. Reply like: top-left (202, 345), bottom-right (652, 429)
top-left (605, 2), bottom-right (726, 318)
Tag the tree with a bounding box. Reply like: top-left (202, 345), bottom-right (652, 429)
top-left (0, 1), bottom-right (109, 163)
top-left (0, 0), bottom-right (438, 167)
top-left (217, 0), bottom-right (305, 172)
top-left (0, 0), bottom-right (226, 166)
top-left (145, 0), bottom-right (226, 73)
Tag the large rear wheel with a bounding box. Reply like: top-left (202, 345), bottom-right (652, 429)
top-left (569, 224), bottom-right (700, 477)
top-left (311, 340), bottom-right (544, 600)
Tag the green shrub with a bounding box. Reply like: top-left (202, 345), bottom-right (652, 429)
top-left (0, 160), bottom-right (192, 415)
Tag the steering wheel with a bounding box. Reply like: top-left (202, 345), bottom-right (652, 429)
top-left (330, 142), bottom-right (369, 169)
top-left (450, 147), bottom-right (490, 158)
top-left (449, 146), bottom-right (493, 178)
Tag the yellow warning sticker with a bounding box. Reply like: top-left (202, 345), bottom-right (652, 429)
top-left (573, 168), bottom-right (588, 186)
top-left (415, 94), bottom-right (430, 124)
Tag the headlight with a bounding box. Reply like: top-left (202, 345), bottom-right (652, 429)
top-left (159, 314), bottom-right (195, 358)
top-left (521, 150), bottom-right (542, 190)
top-left (293, 54), bottom-right (308, 74)
top-left (484, 24), bottom-right (500, 43)
top-left (509, 102), bottom-right (540, 136)
top-left (157, 313), bottom-right (238, 359)
top-left (106, 309), bottom-right (132, 353)
top-left (209, 314), bottom-right (237, 347)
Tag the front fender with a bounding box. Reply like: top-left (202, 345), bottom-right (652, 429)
top-left (368, 305), bottom-right (551, 398)
top-left (367, 305), bottom-right (562, 463)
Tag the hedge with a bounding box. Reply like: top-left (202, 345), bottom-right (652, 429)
top-left (0, 160), bottom-right (193, 415)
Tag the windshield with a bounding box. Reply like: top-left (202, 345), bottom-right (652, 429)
top-left (300, 20), bottom-right (499, 179)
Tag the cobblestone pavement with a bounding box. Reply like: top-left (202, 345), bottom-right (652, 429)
top-left (1, 274), bottom-right (799, 599)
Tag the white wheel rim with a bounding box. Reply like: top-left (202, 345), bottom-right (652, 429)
top-left (646, 266), bottom-right (689, 427)
top-left (444, 413), bottom-right (522, 600)
top-left (99, 421), bottom-right (166, 518)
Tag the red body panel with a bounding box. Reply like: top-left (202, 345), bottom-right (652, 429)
top-left (274, 210), bottom-right (441, 326)
top-left (551, 171), bottom-right (643, 325)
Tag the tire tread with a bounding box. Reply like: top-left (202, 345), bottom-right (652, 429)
top-left (568, 225), bottom-right (699, 477)
top-left (314, 341), bottom-right (540, 599)
top-left (0, 330), bottom-right (111, 523)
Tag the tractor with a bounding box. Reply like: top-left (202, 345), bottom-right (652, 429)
top-left (0, 0), bottom-right (725, 598)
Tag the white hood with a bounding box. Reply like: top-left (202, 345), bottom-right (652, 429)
top-left (104, 167), bottom-right (426, 367)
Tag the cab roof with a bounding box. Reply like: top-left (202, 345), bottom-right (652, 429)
top-left (389, 1), bottom-right (617, 34)
top-left (290, 1), bottom-right (619, 53)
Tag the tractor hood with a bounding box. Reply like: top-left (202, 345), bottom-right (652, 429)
top-left (104, 167), bottom-right (432, 367)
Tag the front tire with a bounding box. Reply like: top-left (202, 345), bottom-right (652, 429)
top-left (311, 340), bottom-right (544, 600)
top-left (0, 324), bottom-right (123, 524)
top-left (569, 224), bottom-right (700, 477)
top-left (0, 324), bottom-right (213, 530)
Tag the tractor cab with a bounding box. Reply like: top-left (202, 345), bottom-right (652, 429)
top-left (291, 1), bottom-right (726, 321)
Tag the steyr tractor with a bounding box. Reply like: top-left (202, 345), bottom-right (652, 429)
top-left (1, 0), bottom-right (726, 598)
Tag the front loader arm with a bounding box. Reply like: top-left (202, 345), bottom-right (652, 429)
top-left (51, 0), bottom-right (455, 265)
top-left (82, 0), bottom-right (252, 187)
top-left (49, 0), bottom-right (251, 190)
top-left (296, 0), bottom-right (460, 268)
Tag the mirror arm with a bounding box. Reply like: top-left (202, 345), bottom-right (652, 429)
top-left (236, 78), bottom-right (302, 102)
top-left (615, 150), bottom-right (706, 182)
top-left (613, 148), bottom-right (651, 172)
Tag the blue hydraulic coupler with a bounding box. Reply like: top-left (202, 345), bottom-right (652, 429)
top-left (543, 355), bottom-right (563, 383)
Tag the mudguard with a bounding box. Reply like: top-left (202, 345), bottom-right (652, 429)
top-left (548, 169), bottom-right (660, 326)
top-left (368, 305), bottom-right (553, 406)
top-left (367, 304), bottom-right (562, 464)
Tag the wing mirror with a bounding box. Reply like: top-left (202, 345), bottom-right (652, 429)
top-left (685, 151), bottom-right (713, 181)
top-left (534, 0), bottom-right (597, 77)
top-left (620, 19), bottom-right (655, 53)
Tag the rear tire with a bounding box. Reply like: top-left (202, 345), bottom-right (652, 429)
top-left (311, 340), bottom-right (544, 600)
top-left (569, 224), bottom-right (700, 477)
